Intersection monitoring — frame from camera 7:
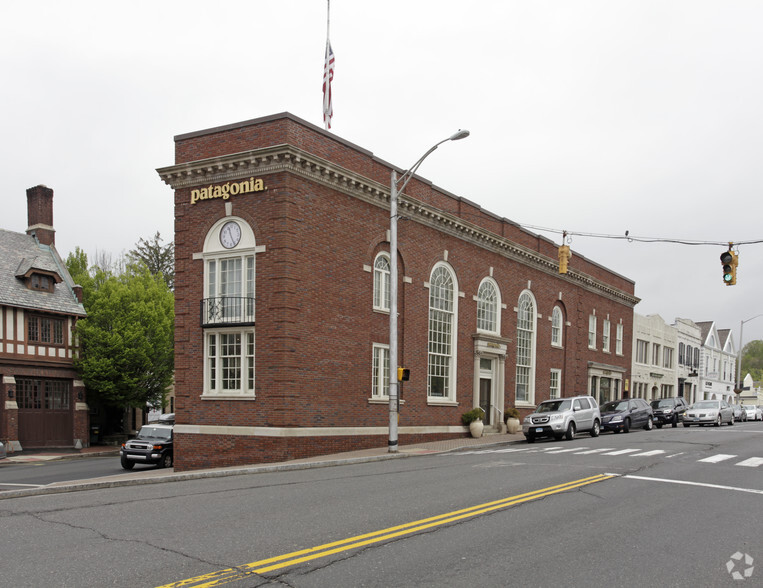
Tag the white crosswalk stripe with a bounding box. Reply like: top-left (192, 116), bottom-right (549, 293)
top-left (601, 448), bottom-right (641, 456)
top-left (574, 448), bottom-right (615, 455)
top-left (629, 450), bottom-right (666, 457)
top-left (546, 447), bottom-right (588, 454)
top-left (698, 454), bottom-right (736, 463)
top-left (733, 457), bottom-right (763, 468)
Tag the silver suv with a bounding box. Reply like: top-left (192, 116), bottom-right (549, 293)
top-left (522, 396), bottom-right (601, 443)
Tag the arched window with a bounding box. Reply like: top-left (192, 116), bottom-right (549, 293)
top-left (373, 252), bottom-right (391, 312)
top-left (202, 217), bottom-right (257, 397)
top-left (428, 264), bottom-right (457, 400)
top-left (551, 306), bottom-right (563, 347)
top-left (477, 278), bottom-right (500, 334)
top-left (515, 291), bottom-right (536, 404)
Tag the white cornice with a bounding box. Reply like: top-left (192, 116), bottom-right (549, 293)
top-left (157, 146), bottom-right (639, 307)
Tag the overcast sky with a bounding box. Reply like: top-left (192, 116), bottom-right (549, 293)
top-left (3, 1), bottom-right (763, 346)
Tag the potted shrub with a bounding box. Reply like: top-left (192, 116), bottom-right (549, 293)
top-left (505, 407), bottom-right (521, 434)
top-left (462, 407), bottom-right (486, 438)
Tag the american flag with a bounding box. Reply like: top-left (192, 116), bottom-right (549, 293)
top-left (322, 41), bottom-right (335, 129)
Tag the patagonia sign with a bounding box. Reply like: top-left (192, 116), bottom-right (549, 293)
top-left (190, 178), bottom-right (265, 204)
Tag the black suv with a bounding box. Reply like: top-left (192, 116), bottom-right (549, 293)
top-left (120, 423), bottom-right (174, 469)
top-left (650, 397), bottom-right (688, 428)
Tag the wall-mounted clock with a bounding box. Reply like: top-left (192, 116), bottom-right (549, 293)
top-left (220, 221), bottom-right (241, 249)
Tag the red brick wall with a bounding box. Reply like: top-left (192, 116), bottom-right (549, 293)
top-left (168, 113), bottom-right (636, 471)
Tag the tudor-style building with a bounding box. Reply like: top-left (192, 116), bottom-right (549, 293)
top-left (0, 186), bottom-right (88, 450)
top-left (696, 321), bottom-right (737, 403)
top-left (157, 112), bottom-right (639, 471)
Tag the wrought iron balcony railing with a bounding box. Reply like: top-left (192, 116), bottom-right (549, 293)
top-left (201, 297), bottom-right (255, 327)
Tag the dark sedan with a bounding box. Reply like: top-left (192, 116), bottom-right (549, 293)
top-left (600, 398), bottom-right (654, 433)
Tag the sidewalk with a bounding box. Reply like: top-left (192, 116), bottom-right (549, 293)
top-left (0, 431), bottom-right (525, 499)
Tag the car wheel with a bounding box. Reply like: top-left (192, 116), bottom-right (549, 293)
top-left (120, 457), bottom-right (135, 470)
top-left (159, 453), bottom-right (173, 469)
top-left (553, 433), bottom-right (564, 441)
top-left (715, 415), bottom-right (722, 427)
top-left (671, 415), bottom-right (678, 428)
top-left (526, 434), bottom-right (535, 444)
top-left (729, 415), bottom-right (734, 426)
top-left (590, 419), bottom-right (600, 437)
top-left (655, 422), bottom-right (663, 429)
top-left (564, 422), bottom-right (576, 441)
top-left (644, 416), bottom-right (653, 431)
top-left (683, 423), bottom-right (690, 428)
top-left (622, 418), bottom-right (631, 434)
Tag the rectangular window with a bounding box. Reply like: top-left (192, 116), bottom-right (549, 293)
top-left (27, 315), bottom-right (65, 345)
top-left (588, 314), bottom-right (596, 349)
top-left (636, 339), bottom-right (649, 364)
top-left (550, 369), bottom-right (561, 399)
top-left (17, 378), bottom-right (70, 410)
top-left (652, 344), bottom-right (661, 366)
top-left (616, 323), bottom-right (624, 355)
top-left (663, 347), bottom-right (673, 369)
top-left (205, 329), bottom-right (254, 396)
top-left (602, 319), bottom-right (610, 353)
top-left (372, 344), bottom-right (390, 398)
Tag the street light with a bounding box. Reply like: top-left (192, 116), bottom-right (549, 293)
top-left (736, 314), bottom-right (763, 394)
top-left (388, 129), bottom-right (470, 453)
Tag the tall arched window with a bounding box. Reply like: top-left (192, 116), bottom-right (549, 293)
top-left (373, 252), bottom-right (391, 312)
top-left (515, 291), bottom-right (536, 404)
top-left (551, 306), bottom-right (563, 347)
top-left (428, 264), bottom-right (457, 400)
top-left (477, 278), bottom-right (500, 334)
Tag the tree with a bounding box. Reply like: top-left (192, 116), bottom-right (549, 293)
top-left (741, 340), bottom-right (763, 383)
top-left (127, 231), bottom-right (174, 290)
top-left (65, 251), bottom-right (174, 410)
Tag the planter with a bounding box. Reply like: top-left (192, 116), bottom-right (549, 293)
top-left (506, 417), bottom-right (521, 434)
top-left (469, 419), bottom-right (484, 438)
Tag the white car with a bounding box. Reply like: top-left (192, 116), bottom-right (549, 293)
top-left (683, 400), bottom-right (734, 427)
top-left (742, 405), bottom-right (762, 421)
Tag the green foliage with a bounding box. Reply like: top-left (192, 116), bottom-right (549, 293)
top-left (66, 250), bottom-right (174, 410)
top-left (127, 231), bottom-right (174, 290)
top-left (461, 407), bottom-right (485, 425)
top-left (505, 407), bottom-right (521, 421)
top-left (741, 340), bottom-right (763, 383)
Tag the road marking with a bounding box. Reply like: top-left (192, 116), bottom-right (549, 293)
top-left (574, 448), bottom-right (615, 454)
top-left (546, 447), bottom-right (588, 454)
top-left (698, 454), bottom-right (736, 463)
top-left (601, 448), bottom-right (641, 456)
top-left (156, 474), bottom-right (615, 588)
top-left (736, 457), bottom-right (763, 467)
top-left (619, 474), bottom-right (763, 495)
top-left (629, 450), bottom-right (666, 457)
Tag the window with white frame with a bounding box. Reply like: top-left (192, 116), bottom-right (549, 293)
top-left (602, 319), bottom-right (610, 353)
top-left (428, 264), bottom-right (456, 400)
top-left (616, 323), bottom-right (624, 355)
top-left (550, 369), bottom-right (561, 399)
top-left (477, 278), bottom-right (499, 334)
top-left (373, 253), bottom-right (391, 312)
top-left (588, 314), bottom-right (597, 349)
top-left (515, 291), bottom-right (536, 404)
top-left (636, 339), bottom-right (649, 364)
top-left (551, 306), bottom-right (563, 347)
top-left (652, 343), bottom-right (661, 366)
top-left (663, 347), bottom-right (673, 369)
top-left (202, 218), bottom-right (256, 396)
top-left (371, 344), bottom-right (390, 398)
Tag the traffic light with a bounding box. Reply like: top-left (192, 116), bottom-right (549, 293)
top-left (558, 245), bottom-right (571, 274)
top-left (397, 367), bottom-right (410, 382)
top-left (720, 249), bottom-right (738, 285)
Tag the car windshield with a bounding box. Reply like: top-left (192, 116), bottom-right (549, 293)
top-left (651, 399), bottom-right (673, 408)
top-left (602, 401), bottom-right (629, 413)
top-left (136, 426), bottom-right (172, 441)
top-left (691, 401), bottom-right (718, 410)
top-left (537, 399), bottom-right (572, 413)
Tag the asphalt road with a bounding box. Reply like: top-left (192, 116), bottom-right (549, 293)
top-left (0, 455), bottom-right (133, 491)
top-left (1, 422), bottom-right (761, 587)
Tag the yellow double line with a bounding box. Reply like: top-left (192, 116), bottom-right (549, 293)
top-left (158, 473), bottom-right (613, 588)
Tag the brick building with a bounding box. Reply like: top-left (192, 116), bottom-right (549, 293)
top-left (157, 112), bottom-right (638, 471)
top-left (0, 186), bottom-right (88, 450)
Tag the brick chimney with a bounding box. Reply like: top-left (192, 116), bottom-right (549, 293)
top-left (26, 185), bottom-right (55, 246)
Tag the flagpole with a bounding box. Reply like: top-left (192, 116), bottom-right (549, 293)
top-left (324, 0), bottom-right (331, 131)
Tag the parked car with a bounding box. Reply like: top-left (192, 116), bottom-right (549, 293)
top-left (0, 440), bottom-right (6, 460)
top-left (742, 405), bottom-right (762, 421)
top-left (600, 398), bottom-right (653, 433)
top-left (682, 400), bottom-right (734, 427)
top-left (120, 423), bottom-right (174, 469)
top-left (522, 395), bottom-right (601, 442)
top-left (732, 404), bottom-right (747, 422)
top-left (650, 397), bottom-right (688, 428)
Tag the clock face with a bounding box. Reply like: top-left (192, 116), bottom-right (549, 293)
top-left (220, 221), bottom-right (242, 249)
